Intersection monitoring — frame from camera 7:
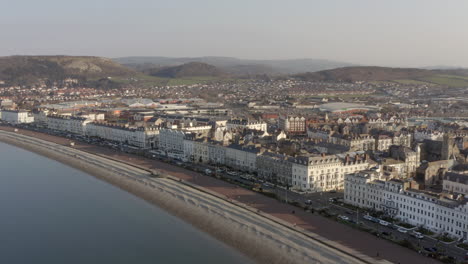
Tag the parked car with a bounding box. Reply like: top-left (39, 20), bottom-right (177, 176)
top-left (411, 231), bottom-right (424, 239)
top-left (305, 200), bottom-right (312, 205)
top-left (397, 228), bottom-right (408, 233)
top-left (379, 220), bottom-right (390, 226)
top-left (338, 215), bottom-right (350, 221)
top-left (363, 214), bottom-right (374, 221)
top-left (424, 247), bottom-right (438, 253)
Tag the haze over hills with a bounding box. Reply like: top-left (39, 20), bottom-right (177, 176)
top-left (293, 66), bottom-right (432, 82)
top-left (144, 62), bottom-right (225, 78)
top-left (293, 66), bottom-right (468, 87)
top-left (114, 56), bottom-right (356, 75)
top-left (0, 56), bottom-right (136, 85)
top-left (1, 55), bottom-right (468, 88)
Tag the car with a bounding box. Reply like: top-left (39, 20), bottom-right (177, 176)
top-left (305, 200), bottom-right (312, 205)
top-left (240, 174), bottom-right (251, 180)
top-left (411, 231), bottom-right (424, 239)
top-left (379, 220), bottom-right (390, 226)
top-left (338, 215), bottom-right (350, 221)
top-left (363, 214), bottom-right (374, 221)
top-left (328, 198), bottom-right (336, 202)
top-left (397, 228), bottom-right (408, 233)
top-left (424, 247), bottom-right (438, 253)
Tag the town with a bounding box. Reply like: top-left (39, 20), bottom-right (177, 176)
top-left (1, 76), bottom-right (468, 263)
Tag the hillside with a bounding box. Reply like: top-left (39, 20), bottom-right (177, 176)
top-left (145, 62), bottom-right (224, 78)
top-left (292, 66), bottom-right (468, 88)
top-left (0, 56), bottom-right (136, 85)
top-left (114, 56), bottom-right (354, 75)
top-left (294, 66), bottom-right (433, 82)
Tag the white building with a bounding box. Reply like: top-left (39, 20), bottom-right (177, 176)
top-left (225, 144), bottom-right (260, 172)
top-left (159, 128), bottom-right (187, 155)
top-left (345, 175), bottom-right (468, 241)
top-left (45, 114), bottom-right (91, 135)
top-left (0, 109), bottom-right (34, 124)
top-left (183, 135), bottom-right (209, 164)
top-left (292, 154), bottom-right (371, 192)
top-left (375, 135), bottom-right (393, 151)
top-left (414, 130), bottom-right (444, 142)
top-left (86, 123), bottom-right (159, 148)
top-left (208, 143), bottom-right (226, 165)
top-left (443, 172), bottom-right (468, 196)
top-left (226, 119), bottom-right (267, 132)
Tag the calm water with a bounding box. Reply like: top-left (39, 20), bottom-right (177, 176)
top-left (0, 142), bottom-right (250, 264)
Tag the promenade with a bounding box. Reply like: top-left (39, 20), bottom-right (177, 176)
top-left (0, 126), bottom-right (439, 264)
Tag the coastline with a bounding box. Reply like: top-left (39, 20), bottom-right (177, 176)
top-left (0, 130), bottom-right (383, 264)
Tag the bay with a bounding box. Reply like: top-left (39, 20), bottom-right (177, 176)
top-left (0, 142), bottom-right (250, 264)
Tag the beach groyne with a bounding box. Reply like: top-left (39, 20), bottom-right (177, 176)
top-left (0, 130), bottom-right (387, 264)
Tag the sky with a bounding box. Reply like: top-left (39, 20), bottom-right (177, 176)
top-left (2, 0), bottom-right (468, 67)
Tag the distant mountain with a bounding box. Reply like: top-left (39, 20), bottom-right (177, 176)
top-left (146, 62), bottom-right (224, 78)
top-left (437, 68), bottom-right (468, 77)
top-left (0, 56), bottom-right (136, 85)
top-left (293, 66), bottom-right (433, 82)
top-left (114, 56), bottom-right (354, 75)
top-left (421, 65), bottom-right (467, 70)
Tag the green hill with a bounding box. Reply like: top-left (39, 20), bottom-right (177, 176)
top-left (0, 56), bottom-right (137, 85)
top-left (145, 62), bottom-right (225, 78)
top-left (293, 66), bottom-right (468, 87)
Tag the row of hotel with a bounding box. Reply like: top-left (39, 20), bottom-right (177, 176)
top-left (1, 108), bottom-right (467, 240)
top-left (0, 109), bottom-right (382, 191)
top-left (345, 171), bottom-right (468, 241)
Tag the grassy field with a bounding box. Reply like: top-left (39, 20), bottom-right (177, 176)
top-left (166, 76), bottom-right (219, 86)
top-left (109, 74), bottom-right (233, 87)
top-left (393, 79), bottom-right (432, 85)
top-left (417, 74), bottom-right (468, 88)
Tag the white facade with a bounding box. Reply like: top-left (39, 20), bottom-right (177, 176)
top-left (292, 154), bottom-right (370, 192)
top-left (0, 110), bottom-right (34, 124)
top-left (345, 176), bottom-right (468, 241)
top-left (159, 128), bottom-right (186, 154)
top-left (86, 123), bottom-right (159, 148)
top-left (226, 119), bottom-right (267, 132)
top-left (375, 136), bottom-right (393, 151)
top-left (414, 130), bottom-right (444, 142)
top-left (208, 144), bottom-right (226, 165)
top-left (46, 115), bottom-right (91, 135)
top-left (225, 145), bottom-right (259, 172)
top-left (443, 173), bottom-right (468, 196)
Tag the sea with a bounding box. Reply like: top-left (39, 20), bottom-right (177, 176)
top-left (0, 142), bottom-right (251, 264)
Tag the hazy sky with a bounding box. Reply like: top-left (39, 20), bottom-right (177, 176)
top-left (2, 0), bottom-right (468, 67)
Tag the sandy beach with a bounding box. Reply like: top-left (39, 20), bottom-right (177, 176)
top-left (0, 130), bottom-right (388, 264)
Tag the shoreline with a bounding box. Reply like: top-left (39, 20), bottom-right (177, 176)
top-left (0, 130), bottom-right (383, 264)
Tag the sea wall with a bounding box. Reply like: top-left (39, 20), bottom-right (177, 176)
top-left (0, 130), bottom-right (386, 264)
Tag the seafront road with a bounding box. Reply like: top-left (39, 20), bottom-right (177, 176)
top-left (0, 125), bottom-right (439, 264)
